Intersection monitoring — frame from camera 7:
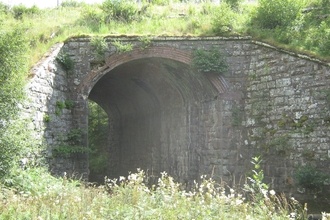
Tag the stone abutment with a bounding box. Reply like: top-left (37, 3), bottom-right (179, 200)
top-left (25, 36), bottom-right (330, 201)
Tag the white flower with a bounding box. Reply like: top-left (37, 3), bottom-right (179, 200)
top-left (269, 190), bottom-right (276, 196)
top-left (236, 199), bottom-right (243, 205)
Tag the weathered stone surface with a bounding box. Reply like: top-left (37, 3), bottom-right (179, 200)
top-left (24, 36), bottom-right (330, 201)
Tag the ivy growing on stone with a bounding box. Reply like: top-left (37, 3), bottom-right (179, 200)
top-left (192, 47), bottom-right (228, 75)
top-left (53, 129), bottom-right (91, 157)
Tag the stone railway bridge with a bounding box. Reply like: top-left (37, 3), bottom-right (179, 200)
top-left (26, 36), bottom-right (330, 198)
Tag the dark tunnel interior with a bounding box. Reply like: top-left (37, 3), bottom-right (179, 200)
top-left (88, 57), bottom-right (217, 182)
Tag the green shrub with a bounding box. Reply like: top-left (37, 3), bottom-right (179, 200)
top-left (91, 36), bottom-right (108, 58)
top-left (43, 114), bottom-right (51, 122)
top-left (56, 52), bottom-right (74, 73)
top-left (192, 47), bottom-right (228, 75)
top-left (316, 20), bottom-right (330, 56)
top-left (0, 2), bottom-right (9, 14)
top-left (0, 120), bottom-right (40, 179)
top-left (112, 40), bottom-right (133, 54)
top-left (138, 36), bottom-right (152, 50)
top-left (101, 0), bottom-right (138, 23)
top-left (223, 0), bottom-right (243, 10)
top-left (12, 4), bottom-right (40, 19)
top-left (0, 27), bottom-right (28, 121)
top-left (211, 2), bottom-right (236, 34)
top-left (88, 100), bottom-right (109, 181)
top-left (61, 0), bottom-right (85, 8)
top-left (251, 0), bottom-right (303, 29)
top-left (53, 129), bottom-right (91, 157)
top-left (79, 5), bottom-right (103, 31)
top-left (64, 100), bottom-right (74, 109)
top-left (294, 164), bottom-right (329, 191)
top-left (56, 101), bottom-right (65, 110)
top-left (150, 0), bottom-right (171, 6)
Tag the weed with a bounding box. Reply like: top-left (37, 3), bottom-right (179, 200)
top-left (138, 36), bottom-right (152, 50)
top-left (53, 129), bottom-right (91, 157)
top-left (245, 156), bottom-right (268, 195)
top-left (268, 134), bottom-right (291, 154)
top-left (56, 101), bottom-right (65, 110)
top-left (64, 100), bottom-right (74, 109)
top-left (56, 52), bottom-right (74, 73)
top-left (101, 0), bottom-right (138, 23)
top-left (55, 109), bottom-right (61, 116)
top-left (43, 114), bottom-right (51, 122)
top-left (231, 105), bottom-right (243, 126)
top-left (192, 47), bottom-right (228, 75)
top-left (294, 164), bottom-right (329, 191)
top-left (211, 2), bottom-right (236, 34)
top-left (111, 40), bottom-right (133, 54)
top-left (91, 36), bottom-right (108, 59)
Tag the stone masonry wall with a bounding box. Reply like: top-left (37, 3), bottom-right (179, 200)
top-left (26, 36), bottom-right (330, 201)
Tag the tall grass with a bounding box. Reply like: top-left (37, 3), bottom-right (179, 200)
top-left (0, 167), bottom-right (303, 219)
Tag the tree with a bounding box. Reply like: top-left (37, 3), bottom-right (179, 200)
top-left (0, 27), bottom-right (30, 178)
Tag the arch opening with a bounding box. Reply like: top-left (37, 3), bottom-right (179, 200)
top-left (87, 100), bottom-right (110, 183)
top-left (87, 57), bottom-right (218, 181)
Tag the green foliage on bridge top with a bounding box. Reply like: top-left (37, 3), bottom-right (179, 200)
top-left (0, 0), bottom-right (329, 65)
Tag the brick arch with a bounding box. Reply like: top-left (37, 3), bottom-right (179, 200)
top-left (76, 46), bottom-right (193, 98)
top-left (76, 46), bottom-right (228, 99)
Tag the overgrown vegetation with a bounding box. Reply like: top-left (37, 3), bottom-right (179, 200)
top-left (111, 40), bottom-right (133, 53)
top-left (294, 164), bottom-right (329, 191)
top-left (52, 129), bottom-right (91, 157)
top-left (91, 36), bottom-right (108, 58)
top-left (88, 100), bottom-right (110, 182)
top-left (0, 25), bottom-right (35, 179)
top-left (56, 52), bottom-right (74, 73)
top-left (1, 0), bottom-right (330, 217)
top-left (0, 159), bottom-right (304, 219)
top-left (192, 47), bottom-right (228, 75)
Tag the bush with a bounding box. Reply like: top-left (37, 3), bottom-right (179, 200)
top-left (0, 2), bottom-right (9, 14)
top-left (0, 120), bottom-right (40, 179)
top-left (150, 0), bottom-right (171, 6)
top-left (12, 4), bottom-right (40, 19)
top-left (251, 0), bottom-right (303, 29)
top-left (80, 5), bottom-right (103, 31)
top-left (56, 52), bottom-right (74, 73)
top-left (192, 47), bottom-right (228, 75)
top-left (223, 0), bottom-right (243, 10)
top-left (88, 101), bottom-right (109, 181)
top-left (294, 164), bottom-right (329, 191)
top-left (0, 27), bottom-right (28, 122)
top-left (91, 36), bottom-right (108, 58)
top-left (61, 0), bottom-right (85, 8)
top-left (101, 0), bottom-right (138, 23)
top-left (211, 2), bottom-right (236, 34)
